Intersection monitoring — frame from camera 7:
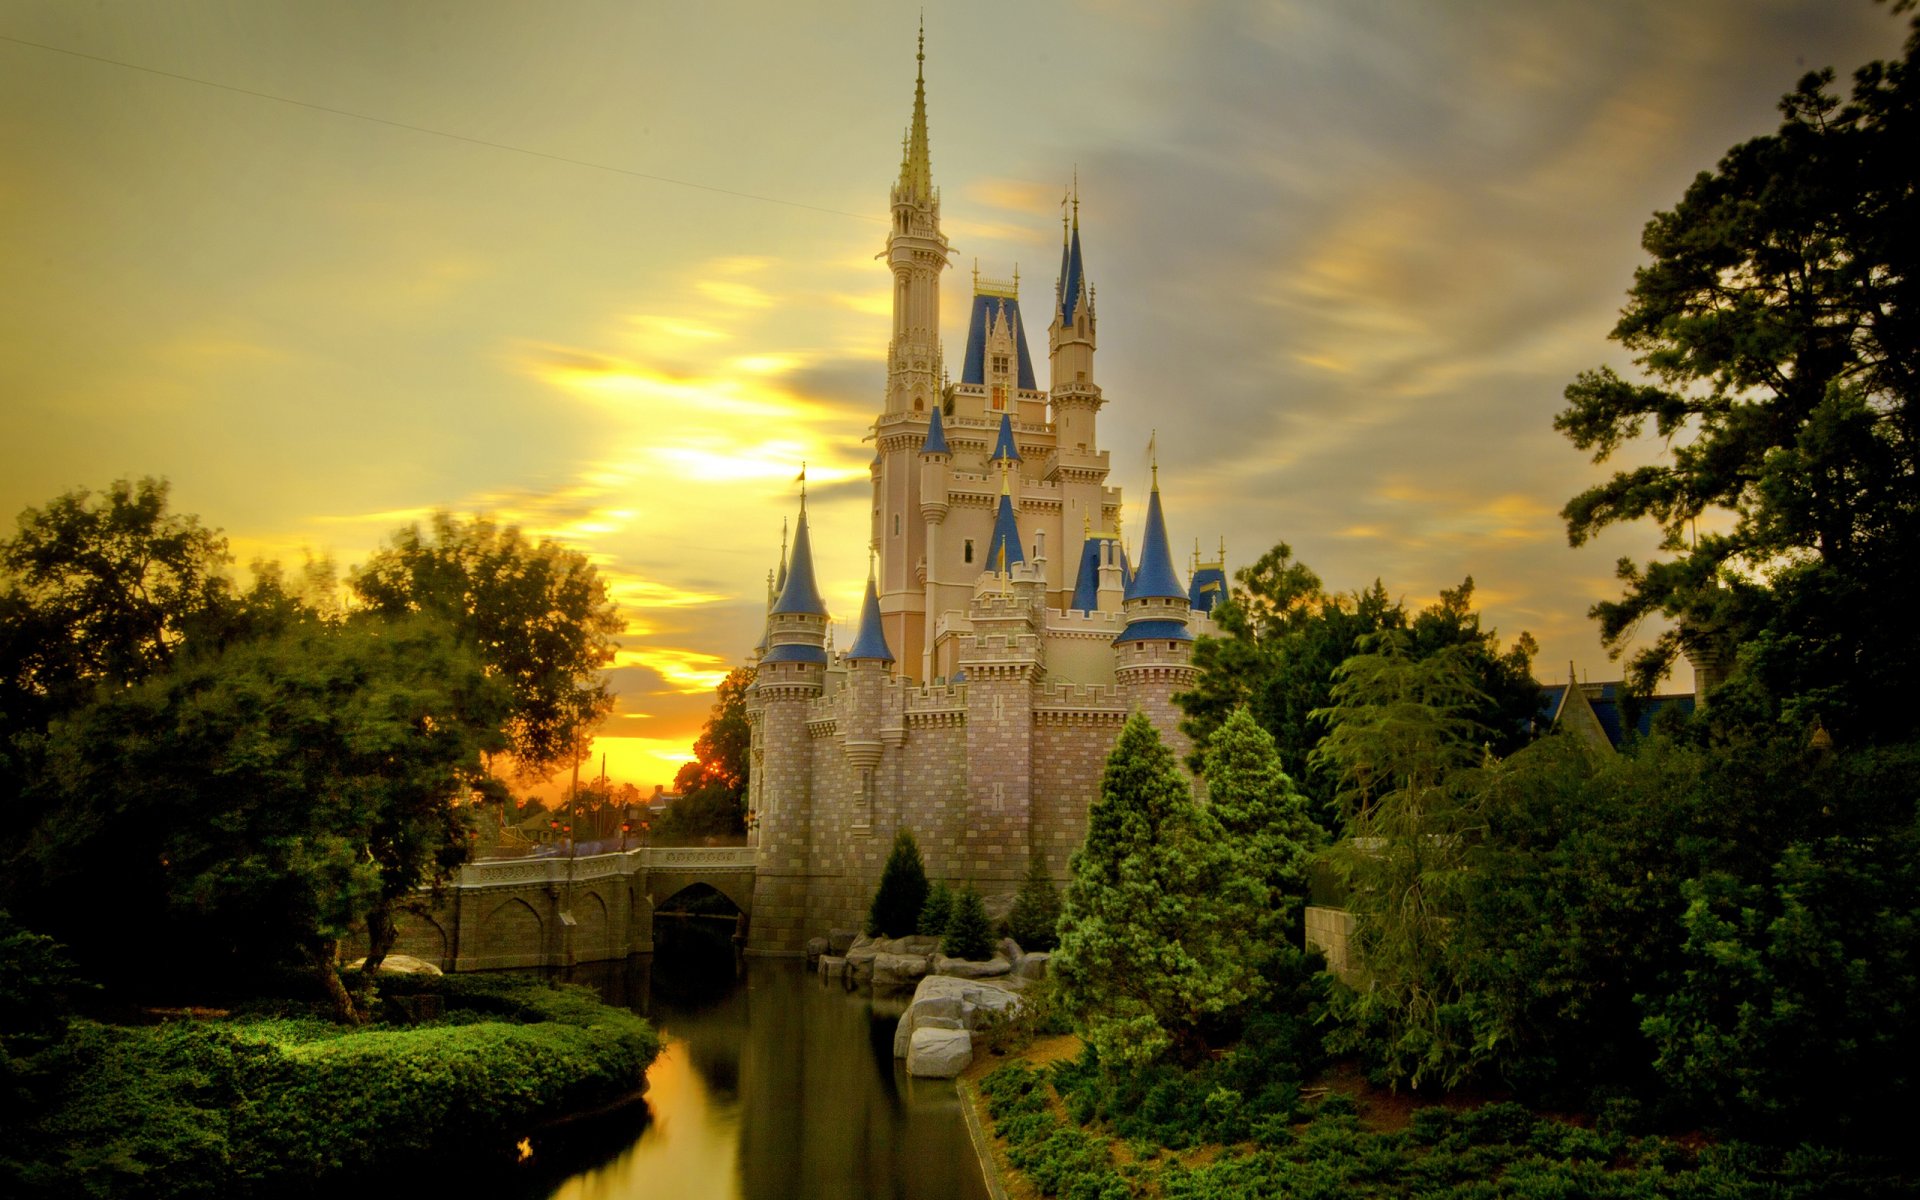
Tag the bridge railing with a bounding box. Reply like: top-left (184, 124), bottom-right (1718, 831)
top-left (457, 845), bottom-right (756, 888)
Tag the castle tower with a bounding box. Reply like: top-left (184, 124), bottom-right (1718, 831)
top-left (842, 561), bottom-right (894, 837)
top-left (959, 487), bottom-right (1044, 893)
top-left (1046, 186), bottom-right (1112, 609)
top-left (1113, 462), bottom-right (1198, 764)
top-left (875, 25), bottom-right (950, 677)
top-left (748, 493), bottom-right (830, 953)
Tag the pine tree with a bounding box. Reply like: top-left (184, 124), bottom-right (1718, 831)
top-left (917, 881), bottom-right (954, 937)
top-left (1007, 849), bottom-right (1062, 952)
top-left (1203, 706), bottom-right (1323, 958)
top-left (865, 828), bottom-right (930, 937)
top-left (943, 885), bottom-right (995, 961)
top-left (1053, 711), bottom-right (1263, 1068)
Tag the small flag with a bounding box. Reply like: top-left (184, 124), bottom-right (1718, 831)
top-left (795, 463), bottom-right (807, 483)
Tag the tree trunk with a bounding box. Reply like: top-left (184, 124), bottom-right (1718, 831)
top-left (313, 939), bottom-right (362, 1024)
top-left (363, 901), bottom-right (397, 975)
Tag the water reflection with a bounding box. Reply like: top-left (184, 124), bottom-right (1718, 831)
top-left (549, 947), bottom-right (988, 1200)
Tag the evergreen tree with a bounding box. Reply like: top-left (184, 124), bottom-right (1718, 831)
top-left (1053, 712), bottom-right (1263, 1068)
top-left (1006, 850), bottom-right (1063, 952)
top-left (942, 886), bottom-right (994, 961)
top-left (865, 829), bottom-right (929, 938)
top-left (1310, 632), bottom-right (1490, 1088)
top-left (1202, 707), bottom-right (1323, 958)
top-left (917, 881), bottom-right (954, 937)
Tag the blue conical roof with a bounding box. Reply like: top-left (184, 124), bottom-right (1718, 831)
top-left (1124, 486), bottom-right (1185, 602)
top-left (846, 571), bottom-right (894, 662)
top-left (920, 405), bottom-right (950, 456)
top-left (985, 489), bottom-right (1025, 574)
top-left (770, 505), bottom-right (828, 615)
top-left (1060, 218), bottom-right (1086, 325)
top-left (1071, 534), bottom-right (1110, 614)
top-left (989, 412), bottom-right (1021, 463)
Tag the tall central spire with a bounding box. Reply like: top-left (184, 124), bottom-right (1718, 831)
top-left (899, 19), bottom-right (933, 203)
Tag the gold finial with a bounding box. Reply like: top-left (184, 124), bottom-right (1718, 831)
top-left (1219, 535), bottom-right (1226, 563)
top-left (1061, 188), bottom-right (1070, 243)
top-left (1084, 510), bottom-right (1091, 538)
top-left (999, 459), bottom-right (1010, 497)
top-left (1149, 429), bottom-right (1159, 490)
top-left (917, 12), bottom-right (925, 69)
top-left (972, 258), bottom-right (979, 291)
top-left (1072, 165), bottom-right (1080, 227)
top-left (1012, 263), bottom-right (1020, 292)
top-left (799, 461), bottom-right (808, 511)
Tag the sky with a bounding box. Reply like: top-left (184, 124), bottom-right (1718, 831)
top-left (1, 1), bottom-right (1907, 791)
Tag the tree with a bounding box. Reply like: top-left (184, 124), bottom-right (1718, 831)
top-left (1555, 11), bottom-right (1920, 741)
top-left (27, 615), bottom-right (505, 1019)
top-left (1006, 850), bottom-right (1063, 952)
top-left (942, 886), bottom-right (995, 961)
top-left (1311, 632), bottom-right (1491, 1089)
top-left (351, 513), bottom-right (620, 779)
top-left (918, 881), bottom-right (954, 937)
top-left (866, 829), bottom-right (929, 938)
top-left (1053, 712), bottom-right (1262, 1069)
top-left (1200, 707), bottom-right (1322, 960)
top-left (1177, 544), bottom-right (1536, 833)
top-left (0, 479), bottom-right (237, 802)
top-left (664, 667), bottom-right (752, 838)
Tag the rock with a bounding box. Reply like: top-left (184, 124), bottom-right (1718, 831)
top-left (844, 937), bottom-right (881, 982)
top-left (896, 974), bottom-right (1025, 1055)
top-left (892, 991), bottom-right (966, 1056)
top-left (818, 955), bottom-right (846, 980)
top-left (805, 936), bottom-right (829, 963)
top-left (1013, 950), bottom-right (1050, 980)
top-left (906, 1027), bottom-right (973, 1078)
top-left (997, 937), bottom-right (1025, 966)
top-left (346, 954), bottom-right (442, 975)
top-left (871, 952), bottom-right (933, 991)
top-left (933, 954), bottom-right (1012, 979)
top-left (891, 934), bottom-right (943, 956)
top-left (828, 928), bottom-right (858, 956)
top-left (960, 986), bottom-right (1023, 1030)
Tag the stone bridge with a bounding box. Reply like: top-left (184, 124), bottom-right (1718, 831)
top-left (377, 845), bottom-right (756, 972)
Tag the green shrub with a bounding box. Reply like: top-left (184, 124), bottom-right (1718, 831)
top-left (4, 974), bottom-right (657, 1198)
top-left (1007, 851), bottom-right (1062, 951)
top-left (943, 885), bottom-right (995, 960)
top-left (866, 829), bottom-right (929, 937)
top-left (917, 882), bottom-right (953, 937)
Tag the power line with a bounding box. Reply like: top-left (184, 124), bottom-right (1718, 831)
top-left (0, 31), bottom-right (881, 223)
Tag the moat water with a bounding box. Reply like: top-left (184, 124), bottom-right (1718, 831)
top-left (529, 929), bottom-right (991, 1200)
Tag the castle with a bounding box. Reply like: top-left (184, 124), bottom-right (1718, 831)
top-left (743, 34), bottom-right (1227, 955)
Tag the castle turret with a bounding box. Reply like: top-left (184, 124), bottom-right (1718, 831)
top-left (875, 24), bottom-right (951, 680)
top-left (984, 464), bottom-right (1026, 577)
top-left (842, 561), bottom-right (894, 834)
top-left (748, 492), bottom-right (830, 953)
top-left (1113, 461), bottom-right (1197, 763)
top-left (1045, 188), bottom-right (1111, 604)
top-left (918, 406), bottom-right (952, 682)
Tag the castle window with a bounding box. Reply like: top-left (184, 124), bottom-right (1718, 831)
top-left (992, 354), bottom-right (1009, 376)
top-left (894, 514), bottom-right (901, 535)
top-left (964, 539), bottom-right (974, 564)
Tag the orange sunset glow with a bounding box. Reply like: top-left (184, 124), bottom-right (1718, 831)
top-left (2, 1), bottom-right (1904, 792)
